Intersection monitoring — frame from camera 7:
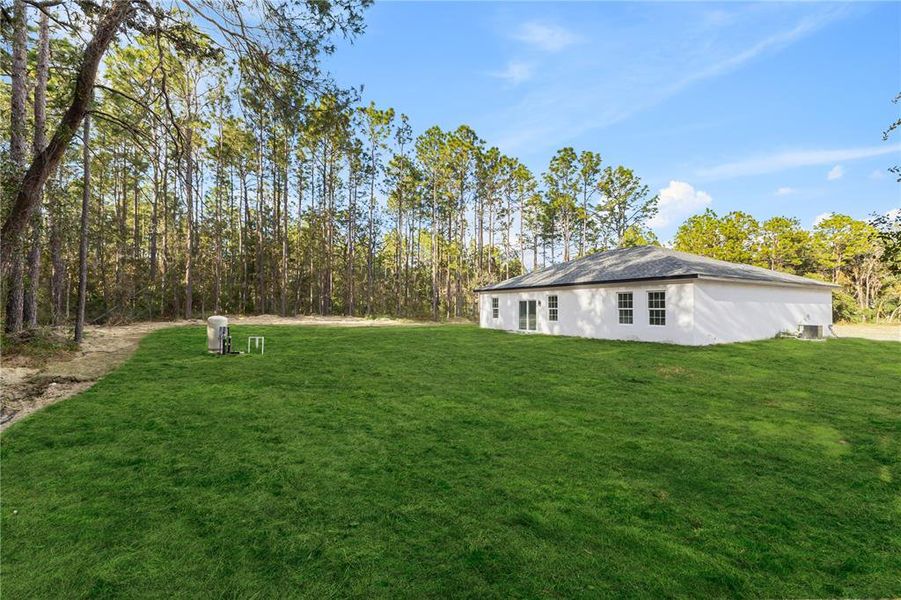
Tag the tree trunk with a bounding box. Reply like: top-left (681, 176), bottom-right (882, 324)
top-left (184, 128), bottom-right (194, 319)
top-left (281, 135), bottom-right (290, 317)
top-left (367, 152), bottom-right (376, 316)
top-left (213, 123), bottom-right (223, 313)
top-left (347, 160), bottom-right (355, 316)
top-left (396, 186), bottom-right (403, 316)
top-left (256, 130), bottom-right (265, 313)
top-left (239, 169), bottom-right (248, 313)
top-left (49, 170), bottom-right (65, 325)
top-left (4, 0), bottom-right (28, 334)
top-left (519, 200), bottom-right (525, 274)
top-left (430, 182), bottom-right (438, 320)
top-left (75, 113), bottom-right (91, 343)
top-left (150, 125), bottom-right (160, 287)
top-left (296, 158), bottom-right (304, 314)
top-left (23, 9), bottom-right (52, 328)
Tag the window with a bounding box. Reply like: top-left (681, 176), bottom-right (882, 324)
top-left (491, 297), bottom-right (499, 319)
top-left (548, 295), bottom-right (558, 321)
top-left (648, 291), bottom-right (666, 326)
top-left (617, 292), bottom-right (633, 324)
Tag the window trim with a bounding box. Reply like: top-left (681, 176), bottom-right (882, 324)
top-left (548, 294), bottom-right (558, 322)
top-left (491, 297), bottom-right (499, 319)
top-left (647, 290), bottom-right (666, 326)
top-left (617, 291), bottom-right (634, 325)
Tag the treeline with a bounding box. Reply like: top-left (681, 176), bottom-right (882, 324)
top-left (674, 210), bottom-right (900, 321)
top-left (1, 1), bottom-right (898, 339)
top-left (1, 0), bottom-right (663, 332)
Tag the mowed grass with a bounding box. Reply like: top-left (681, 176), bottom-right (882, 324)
top-left (2, 326), bottom-right (899, 598)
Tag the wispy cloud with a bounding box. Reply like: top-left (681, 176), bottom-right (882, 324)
top-left (489, 61), bottom-right (533, 85)
top-left (649, 181), bottom-right (713, 229)
top-left (697, 144), bottom-right (901, 180)
top-left (826, 164), bottom-right (844, 180)
top-left (775, 186), bottom-right (795, 196)
top-left (667, 9), bottom-right (845, 98)
top-left (869, 168), bottom-right (887, 180)
top-left (488, 5), bottom-right (850, 156)
top-left (512, 21), bottom-right (582, 52)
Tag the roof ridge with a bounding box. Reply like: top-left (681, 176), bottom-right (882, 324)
top-left (475, 245), bottom-right (836, 292)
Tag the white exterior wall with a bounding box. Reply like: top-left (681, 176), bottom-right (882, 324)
top-left (479, 281), bottom-right (696, 345)
top-left (478, 279), bottom-right (834, 345)
top-left (691, 280), bottom-right (833, 345)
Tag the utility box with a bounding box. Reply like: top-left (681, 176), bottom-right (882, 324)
top-left (207, 315), bottom-right (228, 353)
top-left (799, 324), bottom-right (824, 340)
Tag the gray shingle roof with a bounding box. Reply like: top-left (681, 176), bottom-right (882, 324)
top-left (475, 246), bottom-right (837, 291)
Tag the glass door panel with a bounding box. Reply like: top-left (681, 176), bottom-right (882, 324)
top-left (519, 301), bottom-right (527, 330)
top-left (527, 300), bottom-right (537, 330)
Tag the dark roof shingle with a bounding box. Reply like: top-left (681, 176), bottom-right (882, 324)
top-left (475, 246), bottom-right (836, 291)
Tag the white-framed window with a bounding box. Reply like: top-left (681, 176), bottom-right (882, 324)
top-left (648, 291), bottom-right (666, 326)
top-left (491, 297), bottom-right (499, 319)
top-left (548, 295), bottom-right (558, 321)
top-left (617, 292), bottom-right (633, 324)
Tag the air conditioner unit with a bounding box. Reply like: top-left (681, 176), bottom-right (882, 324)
top-left (799, 325), bottom-right (824, 340)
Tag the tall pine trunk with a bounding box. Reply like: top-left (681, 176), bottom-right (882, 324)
top-left (5, 0), bottom-right (28, 334)
top-left (24, 8), bottom-right (51, 328)
top-left (49, 169), bottom-right (65, 324)
top-left (430, 182), bottom-right (438, 321)
top-left (366, 139), bottom-right (376, 316)
top-left (281, 135), bottom-right (289, 316)
top-left (184, 128), bottom-right (194, 319)
top-left (75, 113), bottom-right (91, 343)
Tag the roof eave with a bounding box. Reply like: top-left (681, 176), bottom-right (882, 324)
top-left (475, 272), bottom-right (839, 293)
top-left (474, 273), bottom-right (699, 293)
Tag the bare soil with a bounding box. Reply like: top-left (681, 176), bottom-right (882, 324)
top-left (1, 315), bottom-right (436, 431)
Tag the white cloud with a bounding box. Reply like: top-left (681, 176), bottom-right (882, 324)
top-left (697, 144), bottom-right (901, 180)
top-left (512, 21), bottom-right (582, 52)
top-left (489, 61), bottom-right (533, 85)
top-left (775, 186), bottom-right (795, 196)
top-left (813, 212), bottom-right (834, 227)
top-left (826, 164), bottom-right (843, 180)
top-left (870, 169), bottom-right (887, 180)
top-left (649, 181), bottom-right (713, 229)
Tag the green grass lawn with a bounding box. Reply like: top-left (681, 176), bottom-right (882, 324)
top-left (2, 326), bottom-right (899, 598)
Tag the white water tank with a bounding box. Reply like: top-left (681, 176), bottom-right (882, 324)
top-left (207, 315), bottom-right (228, 352)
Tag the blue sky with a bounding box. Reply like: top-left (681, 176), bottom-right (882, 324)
top-left (324, 1), bottom-right (900, 242)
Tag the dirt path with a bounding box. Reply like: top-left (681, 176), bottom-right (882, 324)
top-left (1, 316), bottom-right (436, 432)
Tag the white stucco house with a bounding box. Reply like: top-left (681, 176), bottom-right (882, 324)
top-left (475, 246), bottom-right (837, 345)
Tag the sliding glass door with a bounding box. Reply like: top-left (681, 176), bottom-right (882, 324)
top-left (518, 300), bottom-right (537, 331)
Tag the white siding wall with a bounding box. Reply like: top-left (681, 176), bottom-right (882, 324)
top-left (479, 281), bottom-right (696, 345)
top-left (479, 279), bottom-right (834, 345)
top-left (692, 280), bottom-right (833, 345)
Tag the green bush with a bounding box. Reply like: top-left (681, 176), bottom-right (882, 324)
top-left (832, 289), bottom-right (861, 322)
